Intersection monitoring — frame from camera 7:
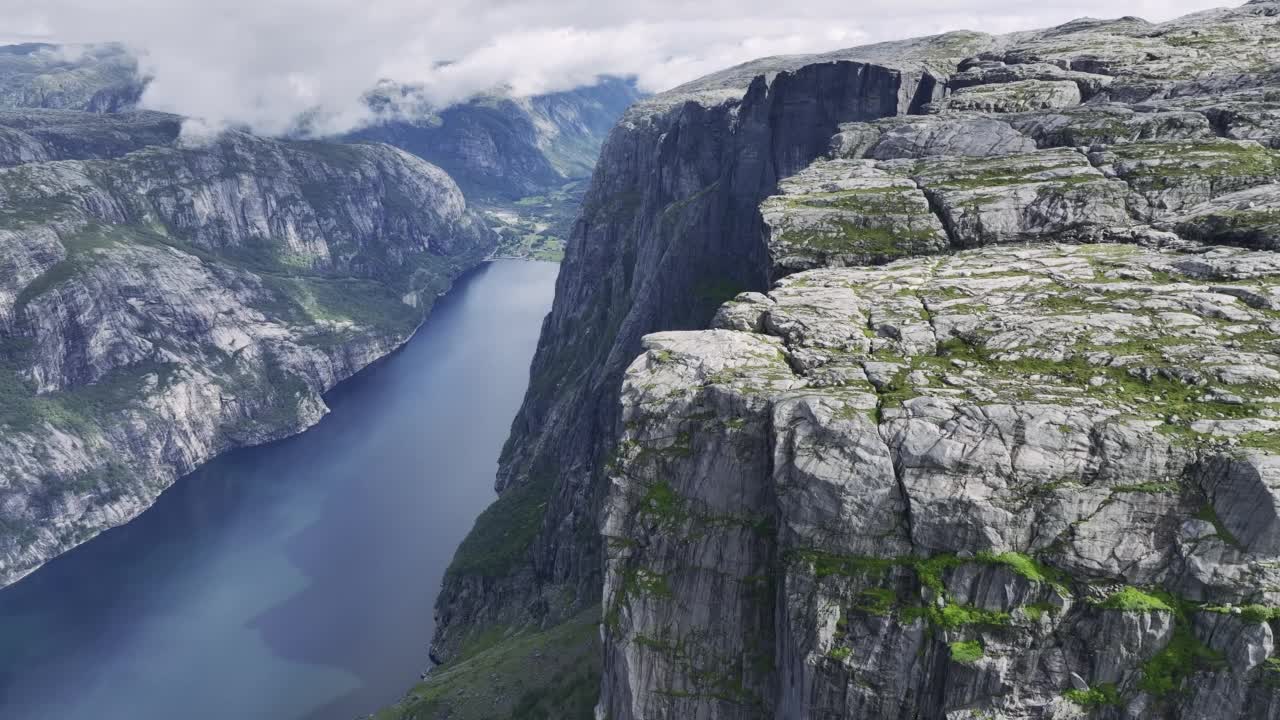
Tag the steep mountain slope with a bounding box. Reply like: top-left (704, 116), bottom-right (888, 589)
top-left (0, 118), bottom-right (494, 587)
top-left (0, 42), bottom-right (639, 261)
top-left (352, 78), bottom-right (642, 202)
top-left (0, 43), bottom-right (143, 112)
top-left (0, 108), bottom-right (180, 165)
top-left (351, 78), bottom-right (644, 260)
top-left (413, 1), bottom-right (1280, 718)
top-left (391, 24), bottom-right (996, 720)
top-left (429, 22), bottom-right (994, 663)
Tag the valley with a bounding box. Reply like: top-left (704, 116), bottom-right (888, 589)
top-left (6, 3), bottom-right (1280, 718)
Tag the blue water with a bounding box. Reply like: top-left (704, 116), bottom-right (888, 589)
top-left (0, 260), bottom-right (559, 720)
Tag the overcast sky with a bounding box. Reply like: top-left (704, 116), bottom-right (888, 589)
top-left (2, 0), bottom-right (1231, 135)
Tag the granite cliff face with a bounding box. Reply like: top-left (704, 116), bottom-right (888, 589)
top-left (606, 243), bottom-right (1280, 719)
top-left (0, 38), bottom-right (646, 590)
top-left (0, 113), bottom-right (494, 587)
top-left (431, 34), bottom-right (990, 663)
top-left (419, 1), bottom-right (1280, 718)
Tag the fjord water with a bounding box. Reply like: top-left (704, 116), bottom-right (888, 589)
top-left (0, 260), bottom-right (559, 720)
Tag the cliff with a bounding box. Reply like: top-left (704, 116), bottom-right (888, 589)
top-left (0, 115), bottom-right (494, 587)
top-left (0, 41), bottom-right (639, 264)
top-left (431, 29), bottom-right (989, 663)
top-left (606, 242), bottom-right (1280, 718)
top-left (351, 78), bottom-right (645, 261)
top-left (418, 1), bottom-right (1280, 718)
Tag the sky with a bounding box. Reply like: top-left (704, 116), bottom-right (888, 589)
top-left (1, 0), bottom-right (1232, 136)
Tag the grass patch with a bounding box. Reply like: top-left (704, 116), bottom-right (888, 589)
top-left (257, 274), bottom-right (421, 335)
top-left (1195, 504), bottom-right (1243, 549)
top-left (1064, 683), bottom-right (1122, 707)
top-left (1109, 140), bottom-right (1280, 183)
top-left (1112, 482), bottom-right (1180, 493)
top-left (798, 550), bottom-right (1069, 598)
top-left (975, 551), bottom-right (1068, 592)
top-left (949, 640), bottom-right (984, 664)
top-left (0, 358), bottom-right (39, 431)
top-left (855, 587), bottom-right (897, 615)
top-left (1022, 602), bottom-right (1060, 622)
top-left (446, 471), bottom-right (553, 579)
top-left (778, 219), bottom-right (941, 261)
top-left (1204, 604), bottom-right (1280, 623)
top-left (640, 480), bottom-right (688, 525)
top-left (934, 604), bottom-right (1010, 629)
top-left (1095, 587), bottom-right (1174, 613)
top-left (12, 222), bottom-right (126, 314)
top-left (1237, 431), bottom-right (1280, 455)
top-left (1139, 623), bottom-right (1226, 696)
top-left (375, 608), bottom-right (600, 720)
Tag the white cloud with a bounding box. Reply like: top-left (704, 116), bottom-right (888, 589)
top-left (0, 0), bottom-right (1230, 135)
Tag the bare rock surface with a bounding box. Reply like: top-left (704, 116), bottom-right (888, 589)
top-left (0, 122), bottom-right (495, 587)
top-left (421, 3), bottom-right (1280, 719)
top-left (604, 243), bottom-right (1280, 719)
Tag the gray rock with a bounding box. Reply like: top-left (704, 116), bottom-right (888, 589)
top-left (1202, 453), bottom-right (1280, 555)
top-left (911, 148), bottom-right (1134, 246)
top-left (1089, 139), bottom-right (1280, 220)
top-left (1068, 672), bottom-right (1089, 691)
top-left (711, 292), bottom-right (774, 333)
top-left (929, 80), bottom-right (1082, 114)
top-left (1172, 183), bottom-right (1280, 250)
top-left (849, 115), bottom-right (1038, 161)
top-left (0, 126), bottom-right (495, 587)
top-left (948, 62), bottom-right (1113, 99)
top-left (828, 122), bottom-right (884, 159)
top-left (603, 243), bottom-right (1280, 719)
top-left (1007, 105), bottom-right (1214, 149)
top-left (761, 159), bottom-right (949, 273)
top-left (428, 2), bottom-right (1280, 718)
top-left (1202, 93), bottom-right (1280, 149)
top-left (1193, 611), bottom-right (1274, 673)
top-left (0, 109), bottom-right (180, 166)
top-left (0, 43), bottom-right (142, 112)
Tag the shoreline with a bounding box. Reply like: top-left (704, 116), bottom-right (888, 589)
top-left (0, 254), bottom-right (495, 592)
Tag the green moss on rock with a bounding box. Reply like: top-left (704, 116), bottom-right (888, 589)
top-left (1064, 683), bottom-right (1122, 707)
top-left (446, 472), bottom-right (554, 579)
top-left (949, 640), bottom-right (984, 664)
top-left (1095, 587), bottom-right (1174, 613)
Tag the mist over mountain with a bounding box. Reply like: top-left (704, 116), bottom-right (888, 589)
top-left (9, 0), bottom-right (1224, 136)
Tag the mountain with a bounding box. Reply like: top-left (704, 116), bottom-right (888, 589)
top-left (0, 115), bottom-right (495, 587)
top-left (0, 41), bottom-right (644, 586)
top-left (0, 44), bottom-right (641, 262)
top-left (0, 107), bottom-right (180, 165)
top-left (395, 2), bottom-right (1280, 718)
top-left (350, 78), bottom-right (644, 261)
top-left (0, 43), bottom-right (143, 112)
top-left (351, 77), bottom-right (642, 202)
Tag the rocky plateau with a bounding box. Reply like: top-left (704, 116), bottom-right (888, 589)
top-left (409, 2), bottom-right (1280, 719)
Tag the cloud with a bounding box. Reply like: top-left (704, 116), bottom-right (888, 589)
top-left (2, 0), bottom-right (1229, 136)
